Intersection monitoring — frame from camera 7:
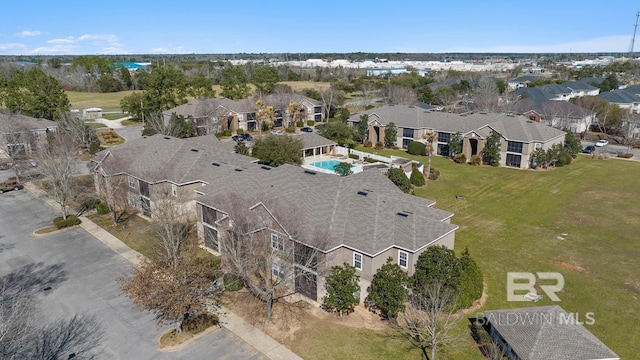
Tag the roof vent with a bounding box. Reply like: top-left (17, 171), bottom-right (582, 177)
top-left (261, 165), bottom-right (272, 170)
top-left (396, 210), bottom-right (413, 217)
top-left (211, 162), bottom-right (220, 167)
top-left (163, 136), bottom-right (171, 140)
top-left (235, 168), bottom-right (244, 172)
top-left (357, 188), bottom-right (373, 196)
top-left (304, 170), bottom-right (317, 175)
top-left (191, 148), bottom-right (199, 152)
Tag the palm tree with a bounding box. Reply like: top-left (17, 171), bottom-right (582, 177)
top-left (423, 130), bottom-right (437, 183)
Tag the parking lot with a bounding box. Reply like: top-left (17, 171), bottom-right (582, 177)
top-left (0, 190), bottom-right (266, 359)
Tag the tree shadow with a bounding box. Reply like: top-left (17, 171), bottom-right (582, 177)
top-left (24, 314), bottom-right (105, 360)
top-left (0, 242), bottom-right (15, 253)
top-left (1, 262), bottom-right (68, 299)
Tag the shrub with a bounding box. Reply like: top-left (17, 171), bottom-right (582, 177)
top-left (364, 157), bottom-right (381, 163)
top-left (363, 140), bottom-right (372, 148)
top-left (307, 120), bottom-right (315, 126)
top-left (83, 198), bottom-right (101, 210)
top-left (558, 151), bottom-right (572, 166)
top-left (296, 121), bottom-right (305, 128)
top-left (365, 104), bottom-right (375, 110)
top-left (224, 273), bottom-right (243, 291)
top-left (181, 313), bottom-right (219, 333)
top-left (407, 141), bottom-right (426, 156)
top-left (222, 130), bottom-right (232, 137)
top-left (96, 202), bottom-right (109, 215)
top-left (470, 155), bottom-right (482, 166)
top-left (427, 168), bottom-right (440, 180)
top-left (236, 128), bottom-right (244, 135)
top-left (386, 168), bottom-right (411, 193)
top-left (617, 152), bottom-right (634, 158)
top-left (374, 142), bottom-right (384, 150)
top-left (456, 248), bottom-right (484, 310)
top-left (454, 153), bottom-right (467, 163)
top-left (53, 215), bottom-right (81, 229)
top-left (348, 153), bottom-right (360, 160)
top-left (284, 127), bottom-right (296, 133)
top-left (410, 168), bottom-right (425, 186)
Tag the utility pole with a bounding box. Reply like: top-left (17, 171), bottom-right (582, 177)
top-left (630, 11), bottom-right (640, 56)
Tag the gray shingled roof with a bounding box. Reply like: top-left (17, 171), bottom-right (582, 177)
top-left (510, 76), bottom-right (544, 83)
top-left (0, 113), bottom-right (57, 130)
top-left (623, 84), bottom-right (640, 95)
top-left (511, 98), bottom-right (594, 119)
top-left (540, 83), bottom-right (571, 96)
top-left (294, 132), bottom-right (336, 150)
top-left (597, 89), bottom-right (640, 104)
top-left (93, 134), bottom-right (256, 184)
top-left (349, 105), bottom-right (566, 143)
top-left (94, 134), bottom-right (456, 256)
top-left (197, 164), bottom-right (456, 255)
top-left (563, 81), bottom-right (599, 92)
top-left (484, 306), bottom-right (619, 360)
top-left (513, 88), bottom-right (555, 102)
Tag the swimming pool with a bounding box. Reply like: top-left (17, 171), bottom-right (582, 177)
top-left (307, 159), bottom-right (362, 175)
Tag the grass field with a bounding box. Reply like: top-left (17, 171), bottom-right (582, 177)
top-left (65, 81), bottom-right (330, 113)
top-left (334, 148), bottom-right (638, 359)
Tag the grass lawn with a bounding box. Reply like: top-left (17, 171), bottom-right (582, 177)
top-left (350, 147), bottom-right (639, 359)
top-left (66, 90), bottom-right (140, 112)
top-left (88, 213), bottom-right (158, 256)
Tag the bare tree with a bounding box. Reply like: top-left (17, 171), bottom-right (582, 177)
top-left (320, 86), bottom-right (342, 121)
top-left (386, 85), bottom-right (418, 105)
top-left (396, 282), bottom-right (462, 360)
top-left (36, 134), bottom-right (79, 219)
top-left (472, 81), bottom-right (500, 112)
top-left (213, 193), bottom-right (327, 319)
top-left (57, 111), bottom-right (98, 150)
top-left (143, 112), bottom-right (189, 138)
top-left (621, 114), bottom-right (640, 153)
top-left (0, 114), bottom-right (35, 181)
top-left (119, 245), bottom-right (221, 333)
top-left (149, 188), bottom-right (192, 270)
top-left (1, 264), bottom-right (102, 360)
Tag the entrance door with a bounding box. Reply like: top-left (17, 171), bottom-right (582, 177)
top-left (469, 138), bottom-right (478, 156)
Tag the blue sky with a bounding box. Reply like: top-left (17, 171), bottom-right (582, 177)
top-left (1, 1), bottom-right (638, 55)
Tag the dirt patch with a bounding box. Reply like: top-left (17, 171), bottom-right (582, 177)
top-left (555, 261), bottom-right (586, 273)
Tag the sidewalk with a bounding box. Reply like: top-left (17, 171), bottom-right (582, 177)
top-left (25, 184), bottom-right (302, 360)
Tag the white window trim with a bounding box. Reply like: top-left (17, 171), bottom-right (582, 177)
top-left (171, 184), bottom-right (178, 197)
top-left (353, 252), bottom-right (363, 271)
top-left (398, 250), bottom-right (408, 269)
top-left (271, 232), bottom-right (284, 252)
top-left (272, 264), bottom-right (284, 279)
top-left (128, 175), bottom-right (135, 189)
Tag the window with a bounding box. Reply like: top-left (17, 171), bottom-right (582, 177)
top-left (353, 252), bottom-right (363, 270)
top-left (437, 132), bottom-right (450, 143)
top-left (201, 205), bottom-right (218, 226)
top-left (171, 184), bottom-right (177, 197)
top-left (506, 153), bottom-right (522, 168)
top-left (128, 175), bottom-right (136, 189)
top-left (402, 138), bottom-right (411, 149)
top-left (402, 128), bottom-right (414, 138)
top-left (204, 226), bottom-right (218, 252)
top-left (535, 143), bottom-right (542, 150)
top-left (272, 264), bottom-right (284, 279)
top-left (271, 232), bottom-right (284, 252)
top-left (507, 141), bottom-right (523, 154)
top-left (398, 250), bottom-right (408, 269)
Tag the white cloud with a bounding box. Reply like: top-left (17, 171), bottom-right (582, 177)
top-left (0, 43), bottom-right (28, 54)
top-left (15, 30), bottom-right (42, 38)
top-left (149, 46), bottom-right (188, 54)
top-left (48, 37), bottom-right (75, 44)
top-left (29, 44), bottom-right (77, 55)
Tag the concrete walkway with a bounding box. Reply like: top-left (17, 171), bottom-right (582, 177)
top-left (24, 183), bottom-right (302, 360)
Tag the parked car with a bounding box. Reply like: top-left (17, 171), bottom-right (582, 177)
top-left (300, 127), bottom-right (313, 133)
top-left (595, 139), bottom-right (609, 147)
top-left (582, 145), bottom-right (596, 154)
top-left (239, 133), bottom-right (253, 141)
top-left (231, 135), bottom-right (240, 141)
top-left (0, 178), bottom-right (23, 194)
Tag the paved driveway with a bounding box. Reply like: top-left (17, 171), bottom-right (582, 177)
top-left (0, 191), bottom-right (266, 360)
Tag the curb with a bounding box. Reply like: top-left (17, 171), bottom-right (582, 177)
top-left (24, 183), bottom-right (302, 360)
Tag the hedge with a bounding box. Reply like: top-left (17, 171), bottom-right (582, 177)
top-left (307, 120), bottom-right (315, 126)
top-left (407, 141), bottom-right (426, 156)
top-left (53, 215), bottom-right (81, 229)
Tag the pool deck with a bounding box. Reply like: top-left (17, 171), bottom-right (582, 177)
top-left (301, 155), bottom-right (363, 175)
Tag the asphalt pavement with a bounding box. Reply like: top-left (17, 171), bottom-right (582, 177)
top-left (0, 190), bottom-right (270, 360)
